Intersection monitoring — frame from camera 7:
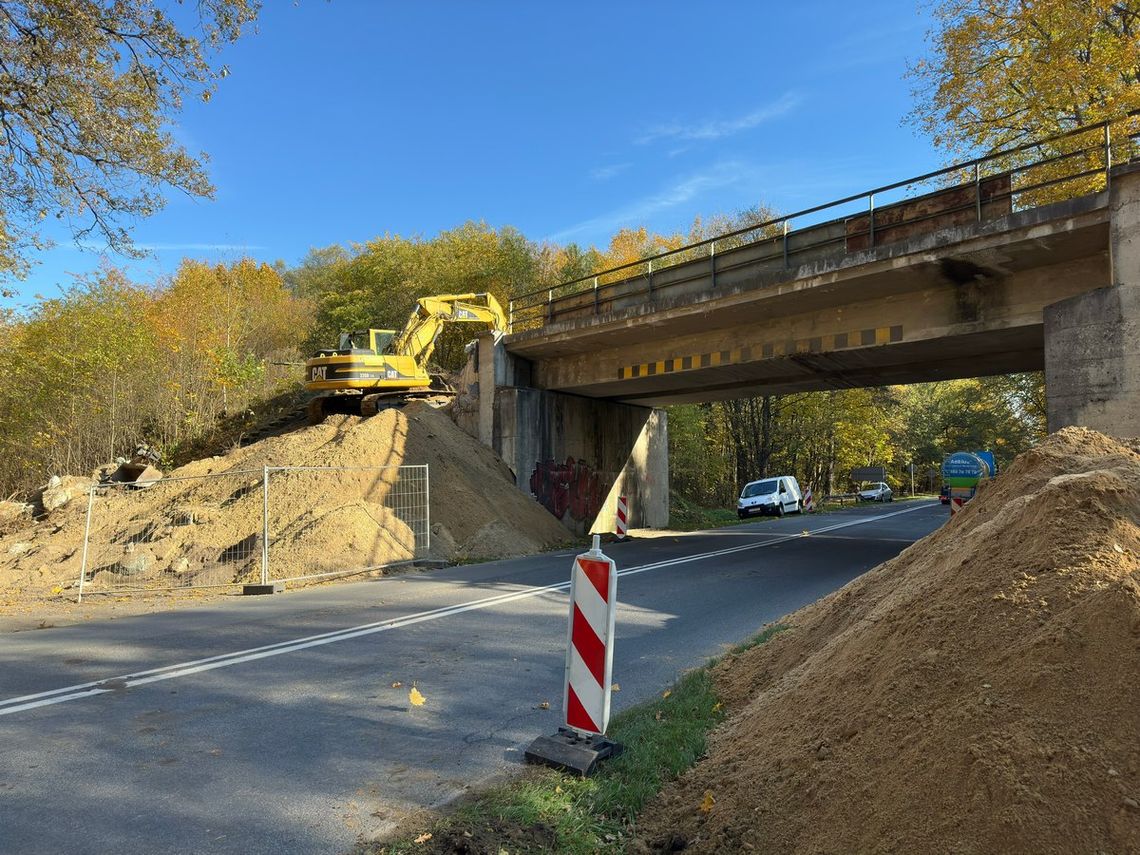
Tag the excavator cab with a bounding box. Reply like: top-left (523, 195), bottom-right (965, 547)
top-left (335, 330), bottom-right (396, 355)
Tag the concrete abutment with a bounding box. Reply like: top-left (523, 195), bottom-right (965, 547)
top-left (1045, 163), bottom-right (1140, 436)
top-left (455, 333), bottom-right (668, 535)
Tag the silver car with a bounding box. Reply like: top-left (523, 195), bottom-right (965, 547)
top-left (858, 482), bottom-right (893, 502)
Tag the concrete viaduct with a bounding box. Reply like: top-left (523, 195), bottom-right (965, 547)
top-left (455, 146), bottom-right (1140, 535)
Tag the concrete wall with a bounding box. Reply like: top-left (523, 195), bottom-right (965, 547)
top-left (1044, 163), bottom-right (1140, 437)
top-left (1044, 285), bottom-right (1140, 434)
top-left (453, 333), bottom-right (669, 535)
top-left (495, 388), bottom-right (668, 535)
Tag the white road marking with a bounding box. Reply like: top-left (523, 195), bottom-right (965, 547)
top-left (0, 503), bottom-right (935, 717)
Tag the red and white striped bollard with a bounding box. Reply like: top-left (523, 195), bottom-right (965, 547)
top-left (615, 495), bottom-right (628, 540)
top-left (524, 535), bottom-right (623, 775)
top-left (564, 536), bottom-right (617, 735)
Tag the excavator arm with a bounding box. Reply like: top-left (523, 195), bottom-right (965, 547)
top-left (389, 293), bottom-right (507, 365)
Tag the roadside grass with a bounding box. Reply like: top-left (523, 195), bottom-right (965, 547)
top-left (366, 624), bottom-right (787, 854)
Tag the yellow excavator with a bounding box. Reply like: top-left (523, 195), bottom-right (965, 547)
top-left (304, 292), bottom-right (508, 423)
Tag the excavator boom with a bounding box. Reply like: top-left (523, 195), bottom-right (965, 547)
top-left (390, 293), bottom-right (507, 365)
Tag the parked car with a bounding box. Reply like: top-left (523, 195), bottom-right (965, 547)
top-left (738, 475), bottom-right (803, 518)
top-left (858, 481), bottom-right (893, 502)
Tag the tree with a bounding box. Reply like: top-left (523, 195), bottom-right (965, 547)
top-left (0, 0), bottom-right (260, 278)
top-left (908, 0), bottom-right (1140, 159)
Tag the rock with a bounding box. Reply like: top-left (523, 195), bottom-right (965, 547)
top-left (1123, 797), bottom-right (1138, 811)
top-left (0, 500), bottom-right (31, 524)
top-left (40, 476), bottom-right (93, 513)
top-left (6, 542), bottom-right (32, 556)
top-left (116, 547), bottom-right (152, 577)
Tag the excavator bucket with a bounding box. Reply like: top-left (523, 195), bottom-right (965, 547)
top-left (108, 444), bottom-right (164, 487)
top-left (109, 462), bottom-right (163, 487)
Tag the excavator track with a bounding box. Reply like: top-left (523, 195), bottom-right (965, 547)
top-left (307, 389), bottom-right (456, 424)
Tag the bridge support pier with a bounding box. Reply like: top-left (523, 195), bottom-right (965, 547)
top-left (1045, 162), bottom-right (1140, 437)
top-left (455, 334), bottom-right (669, 536)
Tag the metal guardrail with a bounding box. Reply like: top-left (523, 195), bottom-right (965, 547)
top-left (509, 114), bottom-right (1140, 330)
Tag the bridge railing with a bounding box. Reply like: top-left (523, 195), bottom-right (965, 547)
top-left (509, 114), bottom-right (1140, 332)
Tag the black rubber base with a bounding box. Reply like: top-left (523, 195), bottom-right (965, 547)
top-left (524, 728), bottom-right (624, 777)
top-left (242, 582), bottom-right (284, 595)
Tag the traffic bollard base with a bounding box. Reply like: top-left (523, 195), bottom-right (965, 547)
top-left (524, 727), bottom-right (624, 777)
top-left (242, 582), bottom-right (284, 595)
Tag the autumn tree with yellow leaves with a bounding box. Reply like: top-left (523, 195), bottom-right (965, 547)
top-left (908, 0), bottom-right (1140, 155)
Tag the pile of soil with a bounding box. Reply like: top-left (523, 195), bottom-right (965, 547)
top-left (636, 427), bottom-right (1140, 854)
top-left (0, 403), bottom-right (569, 610)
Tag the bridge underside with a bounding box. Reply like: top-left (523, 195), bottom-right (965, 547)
top-left (506, 193), bottom-right (1110, 406)
top-left (577, 326), bottom-right (1046, 406)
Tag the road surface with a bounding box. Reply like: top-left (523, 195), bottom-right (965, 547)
top-left (0, 501), bottom-right (942, 854)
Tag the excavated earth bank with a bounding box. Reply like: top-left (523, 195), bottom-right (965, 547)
top-left (0, 403), bottom-right (569, 615)
top-left (636, 428), bottom-right (1140, 855)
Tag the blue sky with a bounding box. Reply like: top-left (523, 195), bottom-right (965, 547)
top-left (11, 1), bottom-right (940, 307)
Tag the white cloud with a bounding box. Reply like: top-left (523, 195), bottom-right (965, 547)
top-left (636, 92), bottom-right (800, 145)
top-left (135, 243), bottom-right (266, 252)
top-left (64, 241), bottom-right (265, 253)
top-left (590, 162), bottom-right (632, 181)
top-left (548, 161), bottom-right (752, 242)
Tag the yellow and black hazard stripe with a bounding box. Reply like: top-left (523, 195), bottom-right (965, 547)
top-left (617, 325), bottom-right (902, 380)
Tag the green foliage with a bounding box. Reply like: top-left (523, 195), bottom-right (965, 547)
top-left (0, 0), bottom-right (260, 277)
top-left (291, 221), bottom-right (543, 369)
top-left (667, 375), bottom-right (1045, 511)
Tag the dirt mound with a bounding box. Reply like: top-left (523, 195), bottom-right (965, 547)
top-left (0, 403), bottom-right (569, 607)
top-left (636, 427), bottom-right (1140, 854)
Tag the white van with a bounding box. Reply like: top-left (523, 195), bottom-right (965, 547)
top-left (737, 475), bottom-right (804, 519)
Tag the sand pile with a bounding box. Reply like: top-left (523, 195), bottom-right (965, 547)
top-left (0, 403), bottom-right (569, 603)
top-left (636, 428), bottom-right (1140, 854)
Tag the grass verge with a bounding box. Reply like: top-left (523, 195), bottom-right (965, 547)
top-left (667, 492), bottom-right (752, 531)
top-left (363, 624), bottom-right (787, 854)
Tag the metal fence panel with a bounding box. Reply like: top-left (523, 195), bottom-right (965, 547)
top-left (265, 464), bottom-right (429, 584)
top-left (78, 470), bottom-right (265, 598)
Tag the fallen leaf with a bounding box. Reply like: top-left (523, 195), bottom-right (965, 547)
top-left (662, 689), bottom-right (672, 699)
top-left (413, 831), bottom-right (432, 844)
top-left (611, 683), bottom-right (621, 692)
top-left (49, 585), bottom-right (63, 595)
top-left (554, 785), bottom-right (563, 794)
top-left (712, 702), bottom-right (723, 713)
top-left (1113, 543), bottom-right (1125, 554)
top-left (536, 700), bottom-right (550, 710)
top-left (699, 790), bottom-right (715, 813)
top-left (390, 681), bottom-right (403, 689)
top-left (409, 685), bottom-right (426, 706)
top-left (655, 710), bottom-right (663, 721)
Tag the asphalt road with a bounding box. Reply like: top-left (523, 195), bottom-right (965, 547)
top-left (0, 500), bottom-right (943, 854)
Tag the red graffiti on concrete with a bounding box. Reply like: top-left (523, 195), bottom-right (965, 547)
top-left (529, 457), bottom-right (608, 523)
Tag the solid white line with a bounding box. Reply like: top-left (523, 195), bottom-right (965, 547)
top-left (0, 502), bottom-right (934, 717)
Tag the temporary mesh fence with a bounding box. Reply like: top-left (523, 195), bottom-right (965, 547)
top-left (77, 464), bottom-right (430, 599)
top-left (264, 464), bottom-right (429, 585)
top-left (77, 469), bottom-right (265, 598)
